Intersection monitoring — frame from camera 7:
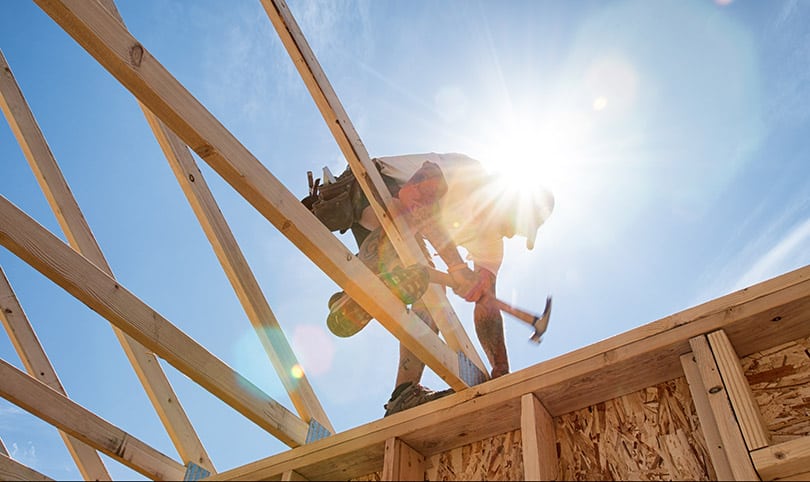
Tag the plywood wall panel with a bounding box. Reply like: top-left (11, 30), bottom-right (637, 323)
top-left (425, 429), bottom-right (523, 481)
top-left (555, 377), bottom-right (713, 481)
top-left (743, 335), bottom-right (810, 443)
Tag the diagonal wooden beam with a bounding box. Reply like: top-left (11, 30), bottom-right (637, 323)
top-left (32, 0), bottom-right (468, 390)
top-left (0, 195), bottom-right (309, 447)
top-left (261, 0), bottom-right (489, 379)
top-left (0, 357), bottom-right (185, 481)
top-left (96, 0), bottom-right (332, 434)
top-left (0, 452), bottom-right (54, 482)
top-left (0, 48), bottom-right (215, 472)
top-left (0, 266), bottom-right (111, 481)
top-left (146, 113), bottom-right (334, 433)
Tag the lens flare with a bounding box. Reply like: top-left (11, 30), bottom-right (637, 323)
top-left (290, 364), bottom-right (305, 379)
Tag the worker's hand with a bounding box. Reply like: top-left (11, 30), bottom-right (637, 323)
top-left (448, 264), bottom-right (489, 302)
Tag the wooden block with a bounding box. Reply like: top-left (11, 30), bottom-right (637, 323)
top-left (382, 438), bottom-right (425, 481)
top-left (751, 436), bottom-right (810, 480)
top-left (281, 470), bottom-right (308, 481)
top-left (0, 358), bottom-right (185, 480)
top-left (520, 393), bottom-right (556, 481)
top-left (689, 335), bottom-right (759, 480)
top-left (680, 353), bottom-right (735, 480)
top-left (708, 329), bottom-right (770, 450)
top-left (382, 437), bottom-right (425, 480)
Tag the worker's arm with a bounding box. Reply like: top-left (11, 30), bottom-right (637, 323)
top-left (398, 161), bottom-right (487, 302)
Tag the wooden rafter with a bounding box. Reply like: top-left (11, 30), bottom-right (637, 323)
top-left (0, 196), bottom-right (309, 447)
top-left (32, 0), bottom-right (470, 390)
top-left (0, 266), bottom-right (110, 480)
top-left (260, 0), bottom-right (489, 379)
top-left (0, 452), bottom-right (54, 482)
top-left (212, 264), bottom-right (810, 480)
top-left (0, 358), bottom-right (185, 481)
top-left (0, 48), bottom-right (215, 472)
top-left (98, 0), bottom-right (332, 433)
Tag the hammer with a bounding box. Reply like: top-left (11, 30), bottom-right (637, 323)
top-left (425, 267), bottom-right (552, 344)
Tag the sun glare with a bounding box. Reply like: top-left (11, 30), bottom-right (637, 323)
top-left (477, 111), bottom-right (589, 198)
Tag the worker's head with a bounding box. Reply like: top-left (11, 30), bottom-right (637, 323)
top-left (496, 186), bottom-right (554, 250)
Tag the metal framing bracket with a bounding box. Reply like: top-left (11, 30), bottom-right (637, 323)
top-left (458, 351), bottom-right (487, 386)
top-left (183, 462), bottom-right (211, 481)
top-left (305, 418), bottom-right (332, 444)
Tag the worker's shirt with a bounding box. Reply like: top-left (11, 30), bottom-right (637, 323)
top-left (372, 153), bottom-right (504, 275)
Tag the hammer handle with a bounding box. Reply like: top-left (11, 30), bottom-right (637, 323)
top-left (426, 267), bottom-right (543, 328)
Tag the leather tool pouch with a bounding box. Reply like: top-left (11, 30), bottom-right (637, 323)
top-left (310, 167), bottom-right (360, 233)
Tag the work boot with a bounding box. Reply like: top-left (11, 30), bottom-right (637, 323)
top-left (326, 265), bottom-right (430, 338)
top-left (383, 381), bottom-right (454, 417)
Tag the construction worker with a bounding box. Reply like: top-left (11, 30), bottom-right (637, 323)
top-left (302, 153), bottom-right (554, 416)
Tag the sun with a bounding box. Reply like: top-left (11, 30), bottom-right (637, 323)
top-left (475, 111), bottom-right (589, 197)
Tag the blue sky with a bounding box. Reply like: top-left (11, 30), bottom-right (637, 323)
top-left (1, 0), bottom-right (808, 479)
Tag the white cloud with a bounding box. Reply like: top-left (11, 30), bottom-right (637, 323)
top-left (733, 217), bottom-right (810, 290)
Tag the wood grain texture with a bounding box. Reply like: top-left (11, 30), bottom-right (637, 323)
top-left (382, 438), bottom-right (425, 481)
top-left (213, 265), bottom-right (810, 481)
top-left (708, 329), bottom-right (770, 450)
top-left (0, 44), bottom-right (213, 472)
top-left (742, 335), bottom-right (810, 443)
top-left (689, 335), bottom-right (759, 480)
top-left (145, 68), bottom-right (332, 434)
top-left (556, 377), bottom-right (712, 481)
top-left (0, 196), bottom-right (308, 447)
top-left (259, 0), bottom-right (488, 379)
top-left (425, 429), bottom-right (524, 481)
top-left (751, 435), bottom-right (810, 480)
top-left (681, 353), bottom-right (734, 480)
top-left (0, 453), bottom-right (54, 482)
top-left (33, 0), bottom-right (467, 390)
top-left (0, 359), bottom-right (185, 481)
top-left (0, 267), bottom-right (110, 480)
top-left (521, 393), bottom-right (557, 481)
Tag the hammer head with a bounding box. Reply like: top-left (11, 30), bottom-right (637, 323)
top-left (528, 296), bottom-right (552, 344)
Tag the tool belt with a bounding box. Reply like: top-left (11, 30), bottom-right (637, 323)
top-left (313, 167), bottom-right (364, 233)
top-left (302, 164), bottom-right (400, 234)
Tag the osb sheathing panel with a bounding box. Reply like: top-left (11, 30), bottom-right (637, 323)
top-left (425, 429), bottom-right (523, 481)
top-left (350, 472), bottom-right (381, 481)
top-left (743, 334), bottom-right (810, 444)
top-left (556, 377), bottom-right (713, 481)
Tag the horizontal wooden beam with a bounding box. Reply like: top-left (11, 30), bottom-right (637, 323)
top-left (0, 266), bottom-right (111, 480)
top-left (751, 436), bottom-right (810, 480)
top-left (212, 264), bottom-right (810, 480)
top-left (33, 0), bottom-right (467, 390)
top-left (0, 357), bottom-right (185, 481)
top-left (0, 46), bottom-right (214, 472)
top-left (0, 195), bottom-right (308, 447)
top-left (0, 453), bottom-right (53, 482)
